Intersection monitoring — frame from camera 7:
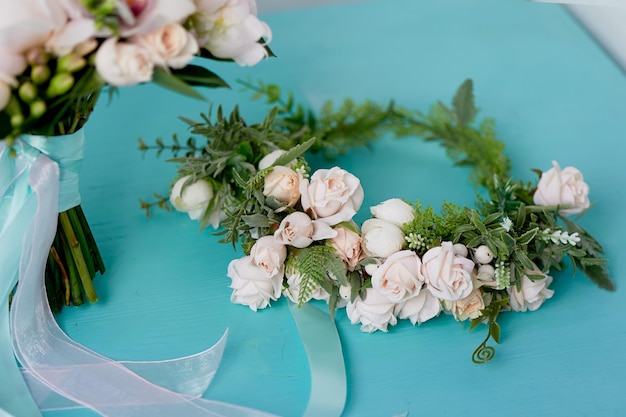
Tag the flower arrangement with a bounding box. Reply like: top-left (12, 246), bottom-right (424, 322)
top-left (0, 0), bottom-right (272, 311)
top-left (144, 79), bottom-right (614, 363)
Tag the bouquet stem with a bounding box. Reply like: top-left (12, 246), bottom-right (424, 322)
top-left (45, 205), bottom-right (104, 311)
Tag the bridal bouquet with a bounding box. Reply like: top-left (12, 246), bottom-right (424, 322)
top-left (0, 0), bottom-right (272, 311)
top-left (146, 80), bottom-right (613, 363)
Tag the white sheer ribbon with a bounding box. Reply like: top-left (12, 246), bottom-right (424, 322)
top-left (2, 133), bottom-right (279, 417)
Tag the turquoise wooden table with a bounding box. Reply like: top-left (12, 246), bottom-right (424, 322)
top-left (42, 0), bottom-right (626, 416)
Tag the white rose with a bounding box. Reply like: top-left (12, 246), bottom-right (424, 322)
top-left (395, 290), bottom-right (441, 325)
top-left (361, 218), bottom-right (404, 258)
top-left (263, 166), bottom-right (300, 208)
top-left (282, 268), bottom-right (330, 304)
top-left (422, 241), bottom-right (475, 301)
top-left (95, 38), bottom-right (153, 86)
top-left (507, 271), bottom-right (554, 312)
top-left (274, 212), bottom-right (336, 248)
top-left (133, 23), bottom-right (198, 69)
top-left (169, 175), bottom-right (217, 223)
top-left (328, 225), bottom-right (363, 271)
top-left (533, 160), bottom-right (590, 216)
top-left (0, 0), bottom-right (94, 55)
top-left (443, 288), bottom-right (485, 321)
top-left (370, 198), bottom-right (415, 226)
top-left (227, 255), bottom-right (283, 311)
top-left (192, 0), bottom-right (272, 66)
top-left (346, 288), bottom-right (397, 333)
top-left (300, 167), bottom-right (364, 226)
top-left (371, 250), bottom-right (423, 303)
top-left (249, 236), bottom-right (286, 277)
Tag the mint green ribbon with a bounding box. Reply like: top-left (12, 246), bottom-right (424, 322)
top-left (2, 133), bottom-right (279, 417)
top-left (288, 303), bottom-right (347, 417)
top-left (0, 141), bottom-right (47, 417)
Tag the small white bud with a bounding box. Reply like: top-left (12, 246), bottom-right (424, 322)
top-left (474, 245), bottom-right (494, 264)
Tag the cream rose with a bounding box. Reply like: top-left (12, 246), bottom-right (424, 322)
top-left (508, 271), bottom-right (554, 312)
top-left (192, 0), bottom-right (272, 66)
top-left (227, 255), bottom-right (283, 311)
top-left (395, 291), bottom-right (441, 325)
top-left (249, 236), bottom-right (287, 277)
top-left (371, 250), bottom-right (424, 303)
top-left (133, 22), bottom-right (198, 69)
top-left (263, 166), bottom-right (300, 208)
top-left (328, 225), bottom-right (363, 271)
top-left (274, 212), bottom-right (337, 248)
top-left (282, 268), bottom-right (330, 304)
top-left (370, 198), bottom-right (415, 226)
top-left (533, 161), bottom-right (590, 216)
top-left (300, 167), bottom-right (364, 226)
top-left (361, 218), bottom-right (404, 258)
top-left (422, 241), bottom-right (475, 301)
top-left (346, 288), bottom-right (397, 333)
top-left (444, 288), bottom-right (485, 321)
top-left (95, 38), bottom-right (153, 86)
top-left (170, 175), bottom-right (219, 225)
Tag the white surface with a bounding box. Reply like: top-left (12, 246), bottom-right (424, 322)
top-left (566, 4), bottom-right (626, 72)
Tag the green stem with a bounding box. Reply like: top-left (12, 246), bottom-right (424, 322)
top-left (65, 207), bottom-right (96, 278)
top-left (74, 205), bottom-right (105, 274)
top-left (59, 228), bottom-right (84, 306)
top-left (45, 251), bottom-right (63, 312)
top-left (59, 211), bottom-right (98, 303)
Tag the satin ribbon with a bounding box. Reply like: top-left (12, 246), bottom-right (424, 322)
top-left (288, 303), bottom-right (346, 417)
top-left (1, 132), bottom-right (278, 417)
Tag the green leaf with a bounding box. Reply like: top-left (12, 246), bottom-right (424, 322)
top-left (469, 317), bottom-right (484, 331)
top-left (514, 249), bottom-right (536, 271)
top-left (483, 212), bottom-right (501, 226)
top-left (454, 224), bottom-right (476, 234)
top-left (452, 79), bottom-right (477, 126)
top-left (171, 65), bottom-right (230, 89)
top-left (575, 259), bottom-right (615, 291)
top-left (272, 137), bottom-right (317, 167)
top-left (468, 210), bottom-right (487, 234)
top-left (516, 228), bottom-right (538, 246)
top-left (490, 321), bottom-right (501, 344)
top-left (293, 245), bottom-right (347, 305)
top-left (328, 286), bottom-right (340, 321)
top-left (152, 68), bottom-right (206, 100)
top-left (241, 214), bottom-right (271, 228)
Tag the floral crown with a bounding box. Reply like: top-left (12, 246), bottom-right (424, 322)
top-left (144, 79), bottom-right (614, 363)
